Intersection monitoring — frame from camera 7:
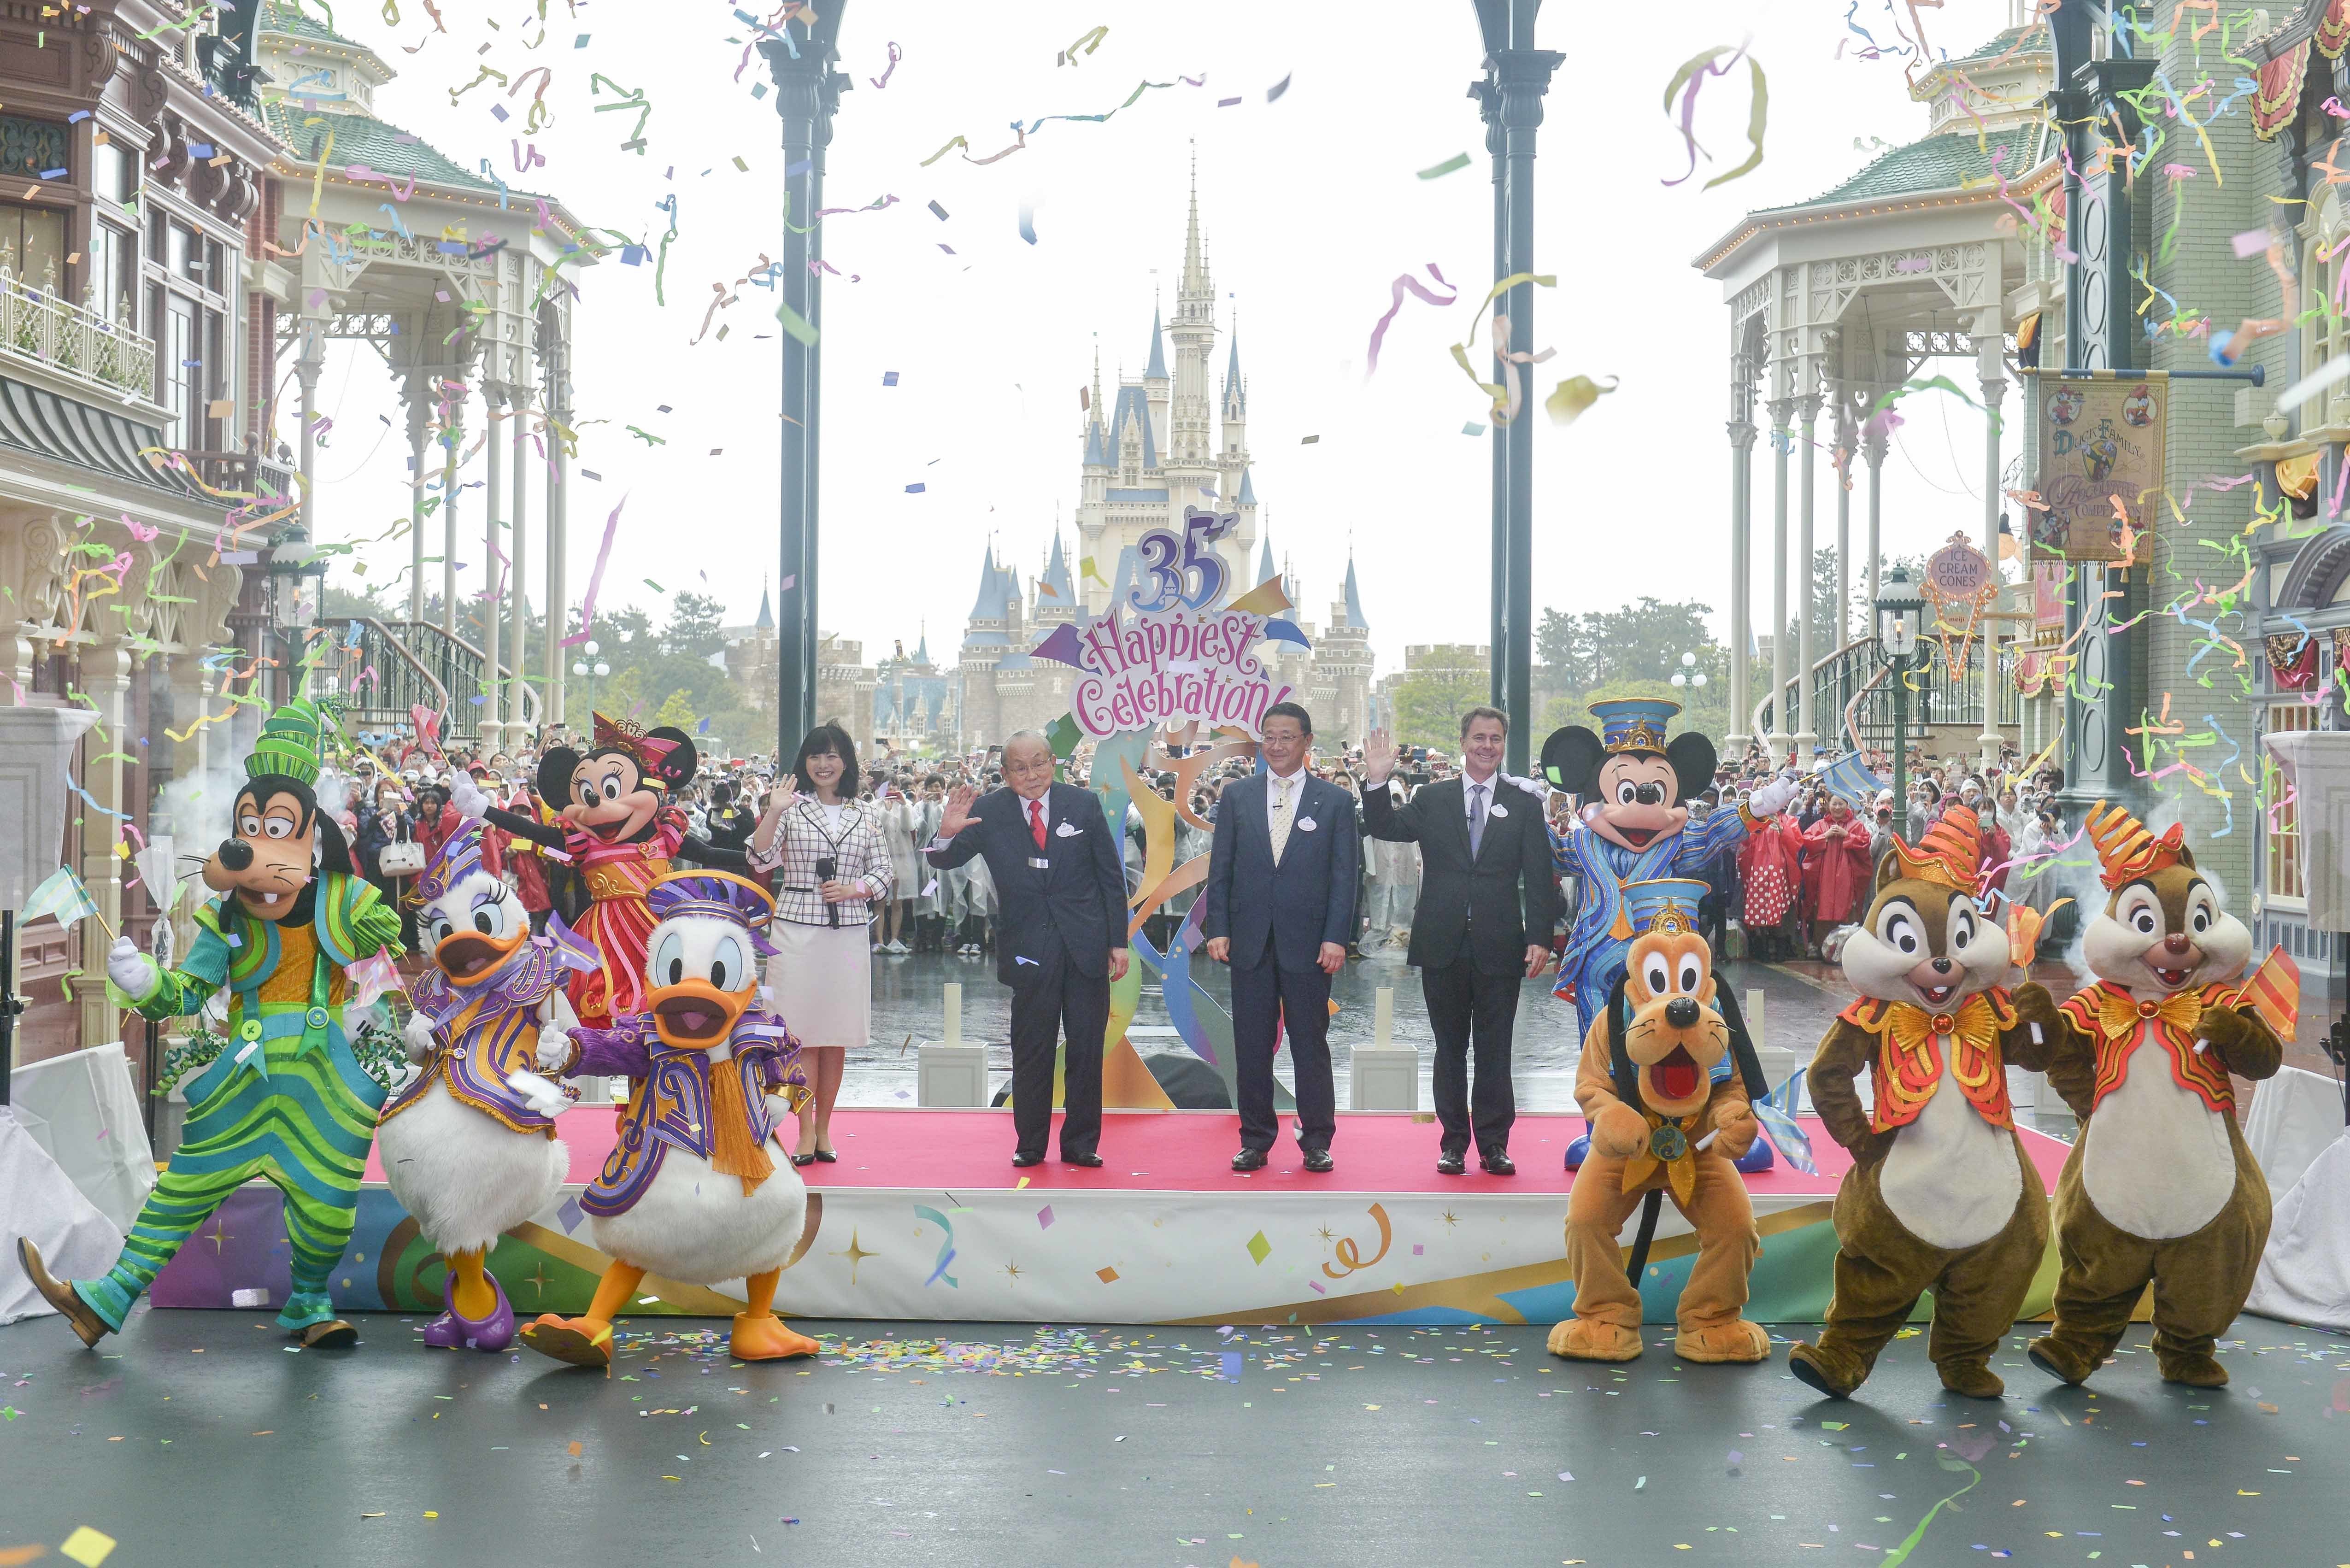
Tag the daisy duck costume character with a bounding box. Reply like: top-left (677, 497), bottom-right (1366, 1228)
top-left (1544, 699), bottom-right (1797, 1171)
top-left (520, 871), bottom-right (817, 1369)
top-left (376, 821), bottom-right (600, 1351)
top-left (449, 714), bottom-right (746, 1031)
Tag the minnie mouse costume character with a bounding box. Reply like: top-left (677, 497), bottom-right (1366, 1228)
top-left (1543, 699), bottom-right (1799, 1040)
top-left (449, 714), bottom-right (746, 1029)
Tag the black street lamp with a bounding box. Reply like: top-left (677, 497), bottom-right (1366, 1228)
top-left (265, 521), bottom-right (325, 702)
top-left (1875, 566), bottom-right (1925, 816)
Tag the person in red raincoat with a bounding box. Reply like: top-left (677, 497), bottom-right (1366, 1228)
top-left (1737, 805), bottom-right (1805, 961)
top-left (1800, 792), bottom-right (1876, 953)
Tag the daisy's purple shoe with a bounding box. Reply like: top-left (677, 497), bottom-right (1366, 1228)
top-left (421, 1271), bottom-right (517, 1351)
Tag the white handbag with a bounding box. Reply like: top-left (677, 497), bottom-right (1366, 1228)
top-left (377, 841), bottom-right (427, 877)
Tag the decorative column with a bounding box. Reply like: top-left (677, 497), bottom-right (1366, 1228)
top-left (545, 318), bottom-right (571, 729)
top-left (508, 384), bottom-right (530, 739)
top-left (403, 374), bottom-right (429, 625)
top-left (1974, 310), bottom-right (2007, 774)
top-left (1768, 395), bottom-right (1794, 763)
top-left (1834, 394), bottom-right (1857, 643)
top-left (75, 638), bottom-right (132, 1051)
top-left (479, 383), bottom-right (505, 751)
top-left (1865, 417), bottom-right (1886, 624)
top-left (440, 377), bottom-right (462, 636)
top-left (1794, 390), bottom-right (1821, 766)
top-left (1726, 417), bottom-right (1757, 760)
top-left (763, 4), bottom-right (851, 756)
top-left (292, 318), bottom-right (324, 542)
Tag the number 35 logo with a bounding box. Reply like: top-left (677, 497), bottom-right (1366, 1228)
top-left (1128, 508), bottom-right (1238, 612)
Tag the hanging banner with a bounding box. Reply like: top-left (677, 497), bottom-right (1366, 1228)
top-left (2029, 373), bottom-right (2166, 563)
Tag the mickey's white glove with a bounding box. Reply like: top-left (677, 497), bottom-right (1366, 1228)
top-left (535, 1028), bottom-right (576, 1075)
top-left (1746, 773), bottom-right (1801, 818)
top-left (447, 771), bottom-right (492, 820)
top-left (402, 1012), bottom-right (437, 1063)
top-left (106, 935), bottom-right (160, 1003)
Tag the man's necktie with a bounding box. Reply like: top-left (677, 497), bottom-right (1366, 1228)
top-left (1028, 798), bottom-right (1047, 852)
top-left (1468, 781), bottom-right (1487, 859)
top-left (1269, 777), bottom-right (1294, 866)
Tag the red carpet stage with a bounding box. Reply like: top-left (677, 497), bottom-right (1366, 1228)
top-left (147, 1109), bottom-right (2075, 1327)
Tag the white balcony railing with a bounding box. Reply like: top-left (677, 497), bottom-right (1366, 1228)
top-left (0, 268), bottom-right (157, 401)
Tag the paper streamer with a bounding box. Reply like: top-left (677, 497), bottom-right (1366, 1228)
top-left (1661, 45), bottom-right (1769, 190)
top-left (561, 494), bottom-right (629, 646)
top-left (869, 41), bottom-right (902, 88)
top-left (1365, 264), bottom-right (1457, 375)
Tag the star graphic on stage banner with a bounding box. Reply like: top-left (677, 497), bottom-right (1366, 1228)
top-left (831, 1230), bottom-right (877, 1284)
top-left (1002, 1261), bottom-right (1022, 1284)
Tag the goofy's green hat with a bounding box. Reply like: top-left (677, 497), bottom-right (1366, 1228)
top-left (246, 697), bottom-right (330, 786)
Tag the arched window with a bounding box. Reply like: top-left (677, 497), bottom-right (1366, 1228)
top-left (2305, 187), bottom-right (2350, 425)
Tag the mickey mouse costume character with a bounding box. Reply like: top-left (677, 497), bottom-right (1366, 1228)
top-left (18, 698), bottom-right (405, 1350)
top-left (449, 714), bottom-right (745, 1031)
top-left (1544, 699), bottom-right (1799, 1041)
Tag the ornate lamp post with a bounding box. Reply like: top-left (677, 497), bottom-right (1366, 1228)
top-left (265, 521), bottom-right (326, 703)
top-left (1875, 567), bottom-right (1924, 816)
top-left (570, 640), bottom-right (608, 716)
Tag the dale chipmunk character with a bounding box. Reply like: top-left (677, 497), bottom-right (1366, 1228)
top-left (522, 872), bottom-right (818, 1369)
top-left (1785, 807), bottom-right (2063, 1401)
top-left (375, 822), bottom-right (600, 1352)
top-left (449, 715), bottom-right (745, 1030)
top-left (1550, 878), bottom-right (1772, 1366)
top-left (18, 699), bottom-right (405, 1350)
top-left (2024, 803), bottom-right (2281, 1391)
top-left (1543, 699), bottom-right (1798, 1039)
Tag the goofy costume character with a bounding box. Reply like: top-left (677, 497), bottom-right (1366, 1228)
top-left (18, 699), bottom-right (404, 1350)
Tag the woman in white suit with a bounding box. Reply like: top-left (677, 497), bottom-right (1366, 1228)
top-left (750, 723), bottom-right (890, 1163)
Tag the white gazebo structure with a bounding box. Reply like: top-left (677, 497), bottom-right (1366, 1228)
top-left (250, 1), bottom-right (599, 744)
top-left (1695, 13), bottom-right (2050, 769)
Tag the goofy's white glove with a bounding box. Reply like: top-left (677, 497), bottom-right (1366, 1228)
top-left (1746, 770), bottom-right (1802, 819)
top-left (402, 1011), bottom-right (437, 1064)
top-left (106, 935), bottom-right (160, 1004)
top-left (535, 1028), bottom-right (576, 1075)
top-left (446, 770), bottom-right (493, 821)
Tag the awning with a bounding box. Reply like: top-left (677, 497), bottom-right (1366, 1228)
top-left (2254, 0), bottom-right (2350, 139)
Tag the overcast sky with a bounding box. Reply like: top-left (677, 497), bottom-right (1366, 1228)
top-left (307, 0), bottom-right (2015, 675)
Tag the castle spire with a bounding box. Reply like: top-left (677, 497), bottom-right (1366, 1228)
top-left (1144, 304), bottom-right (1168, 380)
top-left (1180, 144), bottom-right (1209, 309)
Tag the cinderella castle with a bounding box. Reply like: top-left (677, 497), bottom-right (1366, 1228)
top-left (864, 174), bottom-right (1376, 754)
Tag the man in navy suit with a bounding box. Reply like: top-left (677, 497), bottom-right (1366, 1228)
top-left (1202, 702), bottom-right (1361, 1173)
top-left (927, 731), bottom-right (1129, 1167)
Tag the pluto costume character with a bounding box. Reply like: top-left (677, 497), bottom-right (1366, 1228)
top-left (522, 872), bottom-right (817, 1369)
top-left (17, 699), bottom-right (404, 1349)
top-left (2026, 804), bottom-right (2281, 1390)
top-left (1550, 879), bottom-right (1770, 1365)
top-left (1545, 699), bottom-right (1797, 1039)
top-left (377, 822), bottom-right (599, 1351)
top-left (1786, 808), bottom-right (2062, 1401)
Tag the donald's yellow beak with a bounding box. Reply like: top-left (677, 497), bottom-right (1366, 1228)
top-left (650, 978), bottom-right (750, 1048)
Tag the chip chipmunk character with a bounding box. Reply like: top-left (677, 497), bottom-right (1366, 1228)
top-left (19, 699), bottom-right (405, 1351)
top-left (1550, 878), bottom-right (1772, 1367)
top-left (2025, 804), bottom-right (2281, 1391)
top-left (522, 872), bottom-right (818, 1369)
top-left (375, 822), bottom-right (601, 1352)
top-left (1785, 807), bottom-right (2064, 1401)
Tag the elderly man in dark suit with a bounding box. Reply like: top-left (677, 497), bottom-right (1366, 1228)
top-left (1362, 706), bottom-right (1562, 1175)
top-left (1203, 702), bottom-right (1361, 1173)
top-left (927, 731), bottom-right (1128, 1167)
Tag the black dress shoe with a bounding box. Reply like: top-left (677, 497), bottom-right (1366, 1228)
top-left (1063, 1152), bottom-right (1103, 1167)
top-left (1011, 1152), bottom-right (1044, 1167)
top-left (1300, 1147), bottom-right (1334, 1173)
top-left (1231, 1148), bottom-right (1269, 1172)
top-left (1435, 1150), bottom-right (1467, 1175)
top-left (1480, 1150), bottom-right (1517, 1176)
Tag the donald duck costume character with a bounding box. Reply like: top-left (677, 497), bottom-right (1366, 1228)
top-left (1544, 698), bottom-right (1798, 1039)
top-left (523, 871), bottom-right (817, 1368)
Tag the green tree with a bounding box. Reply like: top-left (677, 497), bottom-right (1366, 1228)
top-left (652, 690), bottom-right (698, 732)
top-left (1389, 646), bottom-right (1490, 751)
top-left (662, 593), bottom-right (728, 661)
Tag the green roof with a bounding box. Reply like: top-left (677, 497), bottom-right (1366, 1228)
top-left (1944, 22), bottom-right (2050, 66)
top-left (263, 100), bottom-right (497, 192)
top-left (1764, 123), bottom-right (2042, 211)
top-left (259, 0), bottom-right (356, 47)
